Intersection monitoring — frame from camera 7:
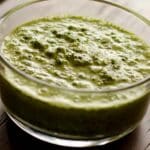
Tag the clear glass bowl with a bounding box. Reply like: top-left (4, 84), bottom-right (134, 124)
top-left (0, 0), bottom-right (150, 148)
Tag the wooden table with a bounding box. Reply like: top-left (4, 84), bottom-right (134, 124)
top-left (0, 0), bottom-right (150, 150)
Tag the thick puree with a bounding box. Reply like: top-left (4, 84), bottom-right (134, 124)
top-left (0, 16), bottom-right (149, 138)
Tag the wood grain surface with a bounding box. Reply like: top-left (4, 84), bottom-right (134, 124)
top-left (0, 0), bottom-right (150, 150)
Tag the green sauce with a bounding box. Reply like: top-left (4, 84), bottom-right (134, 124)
top-left (0, 16), bottom-right (149, 138)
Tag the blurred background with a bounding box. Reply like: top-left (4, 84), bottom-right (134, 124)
top-left (0, 0), bottom-right (150, 19)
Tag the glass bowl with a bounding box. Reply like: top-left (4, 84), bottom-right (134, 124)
top-left (0, 0), bottom-right (150, 148)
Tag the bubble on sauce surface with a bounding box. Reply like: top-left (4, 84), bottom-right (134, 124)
top-left (37, 87), bottom-right (49, 95)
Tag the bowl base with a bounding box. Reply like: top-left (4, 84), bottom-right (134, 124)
top-left (7, 113), bottom-right (137, 148)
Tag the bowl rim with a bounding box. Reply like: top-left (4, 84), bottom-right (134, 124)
top-left (0, 0), bottom-right (150, 94)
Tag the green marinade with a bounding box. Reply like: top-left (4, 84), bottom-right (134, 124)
top-left (0, 16), bottom-right (150, 138)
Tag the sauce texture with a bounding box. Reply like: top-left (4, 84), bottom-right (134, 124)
top-left (0, 16), bottom-right (149, 138)
top-left (1, 16), bottom-right (150, 90)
